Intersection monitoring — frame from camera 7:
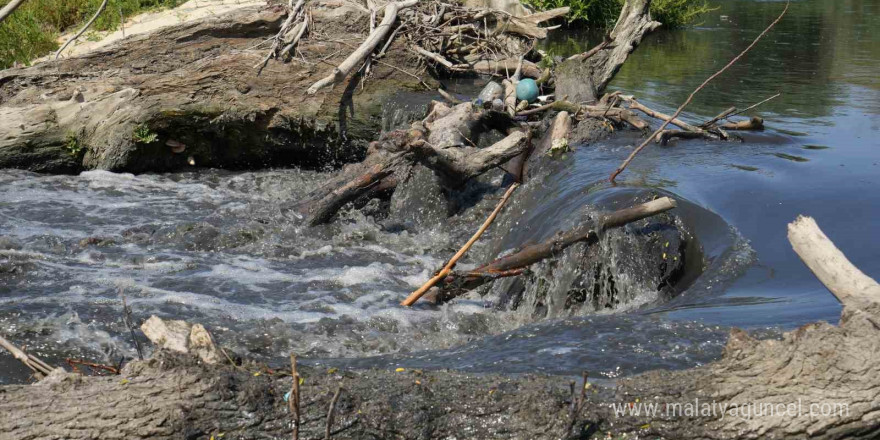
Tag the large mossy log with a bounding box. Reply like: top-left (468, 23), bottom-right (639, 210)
top-left (0, 3), bottom-right (432, 173)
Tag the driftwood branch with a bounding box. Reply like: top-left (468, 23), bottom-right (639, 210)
top-left (413, 130), bottom-right (530, 187)
top-left (788, 216), bottom-right (880, 308)
top-left (721, 116), bottom-right (764, 130)
top-left (625, 98), bottom-right (716, 136)
top-left (0, 334), bottom-right (56, 378)
top-left (305, 154), bottom-right (406, 226)
top-left (434, 197), bottom-right (677, 298)
top-left (55, 0), bottom-right (109, 60)
top-left (307, 0), bottom-right (418, 94)
top-left (0, 0), bottom-right (27, 25)
top-left (610, 0), bottom-right (790, 182)
top-left (401, 183), bottom-right (519, 306)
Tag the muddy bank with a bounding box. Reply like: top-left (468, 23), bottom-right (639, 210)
top-left (0, 2), bottom-right (433, 173)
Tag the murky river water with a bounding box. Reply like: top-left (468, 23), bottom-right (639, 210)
top-left (1, 0), bottom-right (878, 384)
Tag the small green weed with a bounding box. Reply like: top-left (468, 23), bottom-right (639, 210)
top-left (132, 124), bottom-right (159, 144)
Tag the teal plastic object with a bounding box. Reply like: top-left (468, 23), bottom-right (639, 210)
top-left (516, 78), bottom-right (539, 103)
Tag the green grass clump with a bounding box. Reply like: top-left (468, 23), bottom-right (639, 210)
top-left (523, 0), bottom-right (715, 28)
top-left (0, 0), bottom-right (185, 69)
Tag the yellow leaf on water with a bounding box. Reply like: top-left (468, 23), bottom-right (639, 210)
top-left (640, 423), bottom-right (651, 429)
top-left (253, 372), bottom-right (261, 377)
top-left (119, 379), bottom-right (129, 385)
top-left (395, 367), bottom-right (405, 372)
top-left (327, 368), bottom-right (338, 374)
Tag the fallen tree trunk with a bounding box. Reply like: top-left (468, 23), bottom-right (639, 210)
top-left (412, 130), bottom-right (531, 188)
top-left (300, 153), bottom-right (408, 226)
top-left (0, 3), bottom-right (434, 173)
top-left (555, 0), bottom-right (660, 104)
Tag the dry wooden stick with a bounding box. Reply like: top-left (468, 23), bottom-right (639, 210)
top-left (401, 182), bottom-right (520, 306)
top-left (726, 93), bottom-right (781, 119)
top-left (0, 0), bottom-right (28, 25)
top-left (609, 0), bottom-right (789, 182)
top-left (700, 106), bottom-right (737, 129)
top-left (120, 288), bottom-right (143, 360)
top-left (55, 0), bottom-right (109, 60)
top-left (256, 0), bottom-right (306, 72)
top-left (0, 334), bottom-right (55, 378)
top-left (290, 354), bottom-right (301, 440)
top-left (307, 0), bottom-right (418, 94)
top-left (325, 386), bottom-right (343, 440)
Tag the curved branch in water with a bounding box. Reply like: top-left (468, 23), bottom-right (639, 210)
top-left (609, 0), bottom-right (791, 183)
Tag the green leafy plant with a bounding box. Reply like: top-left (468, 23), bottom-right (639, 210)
top-left (132, 124), bottom-right (159, 144)
top-left (522, 0), bottom-right (715, 28)
top-left (64, 131), bottom-right (85, 157)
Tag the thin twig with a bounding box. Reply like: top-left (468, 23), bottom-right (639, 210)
top-left (0, 0), bottom-right (27, 26)
top-left (55, 0), bottom-right (109, 60)
top-left (120, 288), bottom-right (143, 360)
top-left (290, 354), bottom-right (300, 440)
top-left (726, 93), bottom-right (781, 119)
top-left (401, 182), bottom-right (520, 306)
top-left (609, 0), bottom-right (789, 183)
top-left (325, 386), bottom-right (343, 440)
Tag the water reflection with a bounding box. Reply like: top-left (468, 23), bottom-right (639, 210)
top-left (544, 0), bottom-right (880, 118)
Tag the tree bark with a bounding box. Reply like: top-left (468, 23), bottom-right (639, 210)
top-left (0, 3), bottom-right (433, 174)
top-left (555, 0), bottom-right (660, 104)
top-left (788, 215), bottom-right (880, 308)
